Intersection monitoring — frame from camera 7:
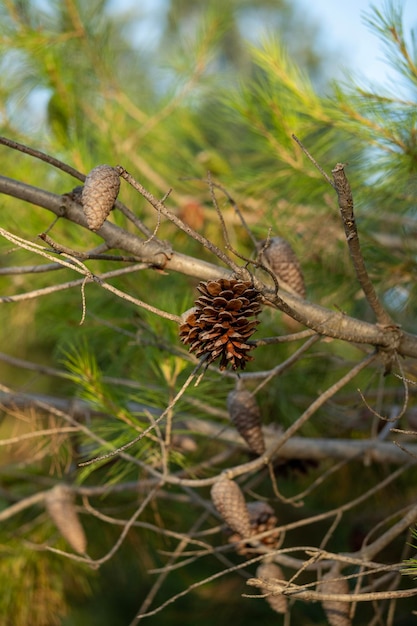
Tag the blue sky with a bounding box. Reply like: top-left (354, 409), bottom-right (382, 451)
top-left (106, 0), bottom-right (417, 88)
top-left (296, 0), bottom-right (417, 85)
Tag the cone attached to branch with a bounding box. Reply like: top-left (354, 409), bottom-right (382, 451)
top-left (45, 484), bottom-right (87, 554)
top-left (81, 164), bottom-right (120, 231)
top-left (256, 562), bottom-right (288, 614)
top-left (211, 477), bottom-right (252, 539)
top-left (257, 236), bottom-right (305, 298)
top-left (321, 566), bottom-right (351, 626)
top-left (227, 384), bottom-right (265, 455)
top-left (247, 501), bottom-right (280, 547)
top-left (179, 278), bottom-right (262, 370)
top-left (230, 501), bottom-right (280, 554)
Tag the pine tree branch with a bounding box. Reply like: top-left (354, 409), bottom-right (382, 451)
top-left (332, 163), bottom-right (393, 326)
top-left (1, 174), bottom-right (416, 358)
top-left (246, 577), bottom-right (417, 602)
top-left (2, 386), bottom-right (414, 465)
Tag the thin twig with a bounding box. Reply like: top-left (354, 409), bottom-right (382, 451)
top-left (225, 352), bottom-right (378, 480)
top-left (143, 188), bottom-right (171, 244)
top-left (252, 329), bottom-right (317, 345)
top-left (246, 577), bottom-right (417, 602)
top-left (207, 172), bottom-right (256, 267)
top-left (78, 358), bottom-right (206, 466)
top-left (292, 134), bottom-right (335, 187)
top-left (252, 334), bottom-right (320, 392)
top-left (208, 179), bottom-right (258, 248)
top-left (131, 513), bottom-right (210, 624)
top-left (0, 136), bottom-right (84, 181)
top-left (0, 263), bottom-right (149, 304)
top-left (134, 550), bottom-right (271, 619)
top-left (117, 166), bottom-right (242, 273)
top-left (0, 226), bottom-right (181, 322)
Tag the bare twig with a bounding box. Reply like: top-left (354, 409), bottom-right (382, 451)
top-left (225, 352), bottom-right (378, 480)
top-left (117, 166), bottom-right (242, 273)
top-left (0, 263), bottom-right (149, 304)
top-left (131, 513), bottom-right (210, 624)
top-left (78, 358), bottom-right (206, 467)
top-left (0, 226), bottom-right (181, 322)
top-left (246, 577), bottom-right (417, 602)
top-left (251, 334), bottom-right (320, 391)
top-left (292, 134), bottom-right (335, 187)
top-left (0, 136), bottom-right (84, 181)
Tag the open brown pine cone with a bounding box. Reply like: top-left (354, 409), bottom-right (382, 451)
top-left (179, 278), bottom-right (262, 370)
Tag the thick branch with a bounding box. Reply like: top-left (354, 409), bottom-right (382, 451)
top-left (1, 175), bottom-right (417, 358)
top-left (2, 389), bottom-right (413, 466)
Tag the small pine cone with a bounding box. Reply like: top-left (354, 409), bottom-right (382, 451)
top-left (256, 562), bottom-right (288, 614)
top-left (211, 477), bottom-right (252, 538)
top-left (179, 278), bottom-right (262, 370)
top-left (247, 501), bottom-right (280, 548)
top-left (81, 164), bottom-right (120, 231)
top-left (230, 501), bottom-right (279, 554)
top-left (257, 236), bottom-right (305, 298)
top-left (45, 484), bottom-right (87, 554)
top-left (247, 500), bottom-right (275, 525)
top-left (227, 385), bottom-right (265, 455)
top-left (321, 568), bottom-right (351, 626)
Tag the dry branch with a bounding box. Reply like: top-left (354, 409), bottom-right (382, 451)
top-left (1, 174), bottom-right (417, 358)
top-left (332, 163), bottom-right (393, 326)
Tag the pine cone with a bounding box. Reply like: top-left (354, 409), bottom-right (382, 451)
top-left (321, 568), bottom-right (351, 626)
top-left (179, 278), bottom-right (262, 370)
top-left (256, 562), bottom-right (288, 614)
top-left (45, 484), bottom-right (87, 554)
top-left (81, 164), bottom-right (120, 231)
top-left (227, 385), bottom-right (265, 455)
top-left (247, 501), bottom-right (279, 547)
top-left (211, 477), bottom-right (252, 538)
top-left (258, 236), bottom-right (305, 298)
top-left (231, 501), bottom-right (279, 554)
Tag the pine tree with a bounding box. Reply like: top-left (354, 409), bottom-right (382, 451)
top-left (0, 1), bottom-right (417, 624)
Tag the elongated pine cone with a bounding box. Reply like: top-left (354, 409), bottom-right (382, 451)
top-left (321, 568), bottom-right (351, 626)
top-left (256, 562), bottom-right (288, 614)
top-left (211, 477), bottom-right (252, 538)
top-left (258, 236), bottom-right (305, 298)
top-left (81, 164), bottom-right (120, 231)
top-left (45, 484), bottom-right (87, 554)
top-left (227, 385), bottom-right (265, 455)
top-left (179, 278), bottom-right (262, 370)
